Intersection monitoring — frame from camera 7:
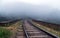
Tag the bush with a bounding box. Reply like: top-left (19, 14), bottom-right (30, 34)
top-left (0, 28), bottom-right (11, 38)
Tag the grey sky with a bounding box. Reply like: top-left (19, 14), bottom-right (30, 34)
top-left (0, 0), bottom-right (60, 24)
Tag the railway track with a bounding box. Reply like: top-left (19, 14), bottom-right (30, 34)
top-left (15, 20), bottom-right (57, 38)
top-left (22, 20), bottom-right (57, 38)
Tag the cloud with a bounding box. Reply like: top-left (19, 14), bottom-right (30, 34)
top-left (1, 0), bottom-right (60, 8)
top-left (0, 0), bottom-right (60, 24)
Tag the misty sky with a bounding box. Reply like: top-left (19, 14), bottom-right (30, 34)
top-left (0, 0), bottom-right (60, 24)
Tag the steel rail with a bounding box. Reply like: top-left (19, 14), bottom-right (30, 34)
top-left (27, 20), bottom-right (57, 38)
top-left (22, 20), bottom-right (30, 38)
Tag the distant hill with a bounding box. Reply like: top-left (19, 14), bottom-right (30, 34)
top-left (0, 16), bottom-right (9, 22)
top-left (0, 15), bottom-right (21, 22)
top-left (0, 14), bottom-right (11, 22)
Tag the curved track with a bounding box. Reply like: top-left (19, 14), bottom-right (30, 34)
top-left (22, 20), bottom-right (56, 38)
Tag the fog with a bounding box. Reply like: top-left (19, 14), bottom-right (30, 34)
top-left (0, 0), bottom-right (60, 24)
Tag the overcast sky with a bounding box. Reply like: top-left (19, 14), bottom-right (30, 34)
top-left (0, 0), bottom-right (60, 12)
top-left (1, 0), bottom-right (60, 8)
top-left (0, 0), bottom-right (60, 13)
top-left (0, 0), bottom-right (60, 24)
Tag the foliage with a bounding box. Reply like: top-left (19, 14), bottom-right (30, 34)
top-left (0, 28), bottom-right (11, 38)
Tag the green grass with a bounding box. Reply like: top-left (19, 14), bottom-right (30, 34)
top-left (0, 27), bottom-right (12, 38)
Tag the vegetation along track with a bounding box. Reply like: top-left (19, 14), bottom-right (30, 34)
top-left (15, 23), bottom-right (25, 38)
